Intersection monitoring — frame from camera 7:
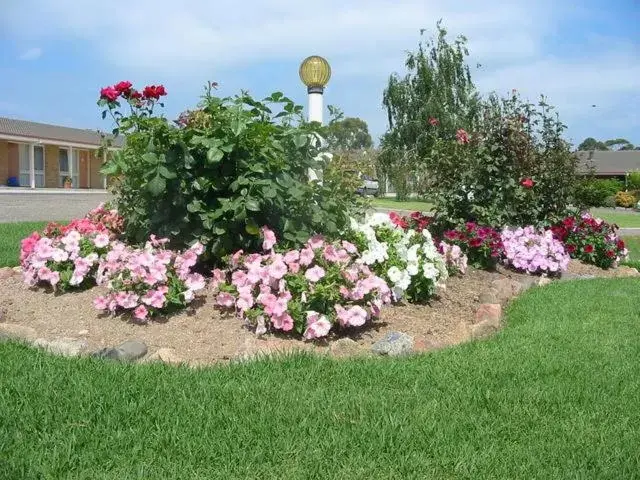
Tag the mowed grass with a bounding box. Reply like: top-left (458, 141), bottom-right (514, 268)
top-left (2, 278), bottom-right (640, 479)
top-left (371, 197), bottom-right (433, 212)
top-left (592, 208), bottom-right (640, 228)
top-left (0, 221), bottom-right (47, 267)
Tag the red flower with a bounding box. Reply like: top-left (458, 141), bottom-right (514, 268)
top-left (469, 237), bottom-right (483, 248)
top-left (465, 221), bottom-right (476, 232)
top-left (142, 85), bottom-right (168, 100)
top-left (389, 212), bottom-right (408, 229)
top-left (444, 230), bottom-right (459, 241)
top-left (566, 244), bottom-right (577, 255)
top-left (520, 178), bottom-right (535, 189)
top-left (114, 80), bottom-right (132, 95)
top-left (606, 250), bottom-right (616, 258)
top-left (428, 117), bottom-right (439, 126)
top-left (410, 211), bottom-right (423, 220)
top-left (617, 239), bottom-right (625, 250)
top-left (456, 129), bottom-right (470, 144)
top-left (130, 90), bottom-right (142, 100)
top-left (583, 244), bottom-right (594, 254)
top-left (100, 86), bottom-right (120, 102)
top-left (562, 217), bottom-right (574, 228)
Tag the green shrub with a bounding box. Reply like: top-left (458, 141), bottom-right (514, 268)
top-left (573, 178), bottom-right (623, 207)
top-left (100, 82), bottom-right (363, 264)
top-left (627, 171), bottom-right (640, 190)
top-left (615, 191), bottom-right (636, 208)
top-left (603, 195), bottom-right (617, 208)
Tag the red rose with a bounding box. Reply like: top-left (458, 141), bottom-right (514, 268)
top-left (562, 217), bottom-right (574, 228)
top-left (566, 244), bottom-right (577, 255)
top-left (114, 80), bottom-right (132, 94)
top-left (617, 239), bottom-right (625, 250)
top-left (469, 237), bottom-right (483, 248)
top-left (520, 178), bottom-right (534, 188)
top-left (142, 85), bottom-right (167, 100)
top-left (100, 86), bottom-right (120, 102)
top-left (583, 244), bottom-right (594, 254)
top-left (130, 90), bottom-right (142, 100)
top-left (606, 250), bottom-right (616, 258)
top-left (456, 129), bottom-right (470, 144)
top-left (428, 117), bottom-right (439, 126)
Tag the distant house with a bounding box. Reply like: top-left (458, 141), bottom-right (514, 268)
top-left (576, 150), bottom-right (640, 179)
top-left (0, 117), bottom-right (122, 189)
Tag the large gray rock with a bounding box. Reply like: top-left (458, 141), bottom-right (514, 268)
top-left (33, 337), bottom-right (88, 357)
top-left (92, 340), bottom-right (148, 362)
top-left (0, 323), bottom-right (38, 342)
top-left (371, 331), bottom-right (414, 357)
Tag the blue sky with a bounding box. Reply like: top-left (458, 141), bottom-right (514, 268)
top-left (0, 0), bottom-right (638, 147)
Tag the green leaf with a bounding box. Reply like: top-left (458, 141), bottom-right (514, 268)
top-left (245, 220), bottom-right (260, 235)
top-left (293, 134), bottom-right (308, 148)
top-left (157, 165), bottom-right (177, 179)
top-left (187, 200), bottom-right (203, 213)
top-left (147, 174), bottom-right (166, 196)
top-left (245, 198), bottom-right (261, 212)
top-left (231, 117), bottom-right (246, 137)
top-left (249, 164), bottom-right (265, 174)
top-left (142, 152), bottom-right (159, 165)
top-left (207, 147), bottom-right (224, 163)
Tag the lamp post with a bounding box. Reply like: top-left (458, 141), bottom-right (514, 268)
top-left (299, 55), bottom-right (331, 124)
top-left (299, 56), bottom-right (331, 181)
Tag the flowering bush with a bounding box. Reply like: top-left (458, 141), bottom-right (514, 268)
top-left (550, 213), bottom-right (627, 269)
top-left (501, 226), bottom-right (569, 275)
top-left (441, 223), bottom-right (503, 270)
top-left (99, 81), bottom-right (360, 264)
top-left (438, 242), bottom-right (468, 275)
top-left (86, 203), bottom-right (125, 235)
top-left (21, 229), bottom-right (112, 291)
top-left (348, 213), bottom-right (448, 302)
top-left (212, 228), bottom-right (392, 339)
top-left (389, 211), bottom-right (432, 232)
top-left (93, 237), bottom-right (205, 321)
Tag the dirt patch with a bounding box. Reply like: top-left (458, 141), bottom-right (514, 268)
top-left (0, 261), bottom-right (635, 365)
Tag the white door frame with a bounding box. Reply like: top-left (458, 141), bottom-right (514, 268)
top-left (19, 143), bottom-right (45, 188)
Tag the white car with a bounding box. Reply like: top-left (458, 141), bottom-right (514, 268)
top-left (356, 173), bottom-right (379, 197)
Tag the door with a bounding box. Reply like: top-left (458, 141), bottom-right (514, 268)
top-left (19, 144), bottom-right (45, 187)
top-left (58, 148), bottom-right (79, 187)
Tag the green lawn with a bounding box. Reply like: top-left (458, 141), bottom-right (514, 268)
top-left (371, 197), bottom-right (433, 212)
top-left (2, 278), bottom-right (640, 478)
top-left (0, 222), bottom-right (47, 267)
top-left (592, 208), bottom-right (640, 228)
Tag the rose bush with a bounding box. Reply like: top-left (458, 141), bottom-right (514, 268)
top-left (348, 213), bottom-right (448, 302)
top-left (99, 80), bottom-right (362, 265)
top-left (550, 213), bottom-right (627, 269)
top-left (441, 223), bottom-right (503, 270)
top-left (501, 226), bottom-right (569, 275)
top-left (94, 237), bottom-right (205, 321)
top-left (212, 227), bottom-right (392, 339)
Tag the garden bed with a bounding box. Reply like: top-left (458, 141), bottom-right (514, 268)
top-left (2, 261), bottom-right (637, 366)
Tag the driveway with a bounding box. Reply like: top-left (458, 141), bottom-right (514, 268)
top-left (0, 190), bottom-right (111, 223)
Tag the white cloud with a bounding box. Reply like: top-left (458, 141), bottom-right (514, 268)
top-left (1, 0), bottom-right (638, 144)
top-left (19, 47), bottom-right (42, 61)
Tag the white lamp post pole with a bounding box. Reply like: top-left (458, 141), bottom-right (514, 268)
top-left (299, 56), bottom-right (331, 182)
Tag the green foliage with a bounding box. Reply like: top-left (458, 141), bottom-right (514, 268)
top-left (573, 178), bottom-right (623, 208)
top-left (603, 195), bottom-right (617, 208)
top-left (577, 137), bottom-right (608, 151)
top-left (381, 23), bottom-right (577, 229)
top-left (324, 106), bottom-right (373, 152)
top-left (627, 171), bottom-right (640, 190)
top-left (380, 22), bottom-right (481, 200)
top-left (102, 84), bottom-right (363, 263)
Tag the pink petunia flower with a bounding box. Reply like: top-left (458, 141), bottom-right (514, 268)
top-left (133, 304), bottom-right (149, 320)
top-left (304, 265), bottom-right (326, 283)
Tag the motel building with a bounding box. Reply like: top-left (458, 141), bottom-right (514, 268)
top-left (0, 117), bottom-right (121, 190)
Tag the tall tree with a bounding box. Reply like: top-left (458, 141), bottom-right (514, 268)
top-left (577, 137), bottom-right (608, 151)
top-left (324, 108), bottom-right (373, 152)
top-left (380, 22), bottom-right (481, 199)
top-left (605, 138), bottom-right (634, 151)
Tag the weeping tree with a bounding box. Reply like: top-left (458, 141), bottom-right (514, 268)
top-left (380, 22), bottom-right (481, 200)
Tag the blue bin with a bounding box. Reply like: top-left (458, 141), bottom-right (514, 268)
top-left (6, 176), bottom-right (19, 187)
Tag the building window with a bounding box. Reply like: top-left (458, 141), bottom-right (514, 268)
top-left (18, 144), bottom-right (45, 187)
top-left (58, 148), bottom-right (79, 187)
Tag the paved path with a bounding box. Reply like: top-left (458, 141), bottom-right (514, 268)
top-left (0, 191), bottom-right (111, 223)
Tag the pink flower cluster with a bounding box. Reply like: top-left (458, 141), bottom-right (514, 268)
top-left (438, 242), bottom-right (468, 275)
top-left (21, 229), bottom-right (110, 290)
top-left (213, 228), bottom-right (392, 339)
top-left (94, 237), bottom-right (205, 321)
top-left (501, 226), bottom-right (570, 275)
top-left (86, 203), bottom-right (124, 235)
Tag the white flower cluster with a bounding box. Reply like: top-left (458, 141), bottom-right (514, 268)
top-left (350, 213), bottom-right (448, 302)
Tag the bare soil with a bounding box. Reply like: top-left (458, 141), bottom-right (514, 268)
top-left (0, 261), bottom-right (635, 365)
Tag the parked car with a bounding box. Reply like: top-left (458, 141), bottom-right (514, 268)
top-left (355, 173), bottom-right (379, 197)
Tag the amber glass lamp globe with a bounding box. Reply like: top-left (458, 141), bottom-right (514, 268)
top-left (299, 56), bottom-right (331, 91)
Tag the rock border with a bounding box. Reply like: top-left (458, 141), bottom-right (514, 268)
top-left (1, 265), bottom-right (639, 365)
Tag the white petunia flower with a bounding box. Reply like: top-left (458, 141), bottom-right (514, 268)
top-left (406, 262), bottom-right (419, 276)
top-left (423, 263), bottom-right (439, 280)
top-left (407, 244), bottom-right (420, 262)
top-left (387, 266), bottom-right (403, 283)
